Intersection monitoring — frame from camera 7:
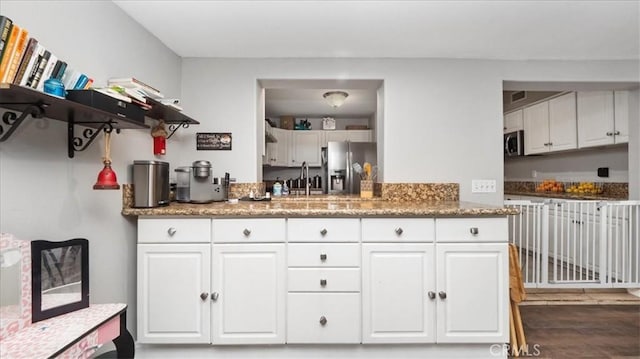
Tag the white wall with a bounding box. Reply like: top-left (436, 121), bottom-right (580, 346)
top-left (505, 146), bottom-right (629, 182)
top-left (177, 58), bottom-right (638, 205)
top-left (0, 1), bottom-right (182, 336)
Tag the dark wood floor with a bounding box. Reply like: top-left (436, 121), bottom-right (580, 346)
top-left (518, 305), bottom-right (640, 358)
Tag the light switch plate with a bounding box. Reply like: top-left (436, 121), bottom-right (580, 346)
top-left (472, 179), bottom-right (497, 193)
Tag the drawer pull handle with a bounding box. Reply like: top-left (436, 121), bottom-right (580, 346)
top-left (319, 316), bottom-right (327, 326)
top-left (320, 279), bottom-right (327, 287)
top-left (167, 227), bottom-right (177, 236)
top-left (320, 228), bottom-right (328, 236)
top-left (200, 292), bottom-right (209, 301)
top-left (320, 253), bottom-right (327, 261)
top-left (470, 227), bottom-right (479, 235)
top-left (439, 291), bottom-right (447, 299)
top-left (395, 227), bottom-right (403, 236)
top-left (428, 291), bottom-right (436, 300)
top-left (211, 292), bottom-right (219, 301)
top-left (243, 228), bottom-right (251, 237)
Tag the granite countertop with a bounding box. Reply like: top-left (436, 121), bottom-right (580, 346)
top-left (122, 199), bottom-right (519, 217)
top-left (504, 190), bottom-right (625, 201)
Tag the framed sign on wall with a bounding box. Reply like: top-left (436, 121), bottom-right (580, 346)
top-left (196, 132), bottom-right (232, 150)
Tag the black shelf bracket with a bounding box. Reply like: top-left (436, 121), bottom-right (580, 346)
top-left (0, 104), bottom-right (46, 142)
top-left (67, 119), bottom-right (120, 159)
top-left (167, 121), bottom-right (190, 139)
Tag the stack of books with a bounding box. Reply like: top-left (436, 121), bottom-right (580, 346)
top-left (0, 15), bottom-right (93, 91)
top-left (107, 77), bottom-right (174, 111)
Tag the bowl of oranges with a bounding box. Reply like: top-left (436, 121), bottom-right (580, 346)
top-left (535, 179), bottom-right (565, 193)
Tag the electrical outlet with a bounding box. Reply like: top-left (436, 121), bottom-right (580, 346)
top-left (472, 179), bottom-right (497, 193)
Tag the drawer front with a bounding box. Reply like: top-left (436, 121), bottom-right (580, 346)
top-left (436, 217), bottom-right (508, 243)
top-left (288, 218), bottom-right (360, 242)
top-left (138, 218), bottom-right (211, 243)
top-left (361, 218), bottom-right (435, 242)
top-left (212, 218), bottom-right (285, 243)
top-left (287, 293), bottom-right (361, 343)
top-left (288, 268), bottom-right (360, 292)
top-left (288, 243), bottom-right (360, 267)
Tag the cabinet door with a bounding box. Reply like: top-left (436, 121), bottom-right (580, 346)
top-left (211, 244), bottom-right (285, 344)
top-left (290, 131), bottom-right (323, 167)
top-left (549, 92), bottom-right (577, 152)
top-left (324, 130), bottom-right (351, 145)
top-left (362, 243), bottom-right (436, 343)
top-left (347, 130), bottom-right (372, 142)
top-left (137, 244), bottom-right (211, 344)
top-left (504, 110), bottom-right (523, 133)
top-left (523, 101), bottom-right (549, 155)
top-left (272, 128), bottom-right (291, 166)
top-left (436, 243), bottom-right (508, 343)
top-left (577, 91), bottom-right (615, 148)
top-left (614, 90), bottom-right (629, 144)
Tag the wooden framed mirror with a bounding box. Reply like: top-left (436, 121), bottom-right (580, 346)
top-left (31, 238), bottom-right (89, 322)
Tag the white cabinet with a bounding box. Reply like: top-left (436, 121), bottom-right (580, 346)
top-left (577, 91), bottom-right (629, 148)
top-left (211, 243), bottom-right (286, 344)
top-left (137, 244), bottom-right (211, 344)
top-left (287, 218), bottom-right (361, 344)
top-left (264, 128), bottom-right (290, 166)
top-left (503, 110), bottom-right (523, 133)
top-left (524, 93), bottom-right (577, 154)
top-left (324, 130), bottom-right (372, 145)
top-left (290, 130), bottom-right (324, 167)
top-left (435, 243), bottom-right (508, 343)
top-left (137, 218), bottom-right (212, 344)
top-left (362, 243), bottom-right (436, 344)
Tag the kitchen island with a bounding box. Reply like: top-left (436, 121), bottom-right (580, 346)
top-left (125, 195), bottom-right (517, 359)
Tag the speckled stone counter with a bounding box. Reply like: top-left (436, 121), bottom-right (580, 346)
top-left (122, 199), bottom-right (518, 217)
top-left (504, 191), bottom-right (625, 201)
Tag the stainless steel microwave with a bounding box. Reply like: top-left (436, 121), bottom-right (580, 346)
top-left (504, 130), bottom-right (524, 157)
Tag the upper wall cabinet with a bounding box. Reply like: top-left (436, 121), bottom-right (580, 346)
top-left (324, 130), bottom-right (372, 146)
top-left (577, 91), bottom-right (629, 148)
top-left (503, 110), bottom-right (523, 133)
top-left (290, 131), bottom-right (324, 167)
top-left (523, 92), bottom-right (577, 155)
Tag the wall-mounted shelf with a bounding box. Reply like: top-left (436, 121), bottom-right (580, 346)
top-left (0, 83), bottom-right (201, 155)
top-left (0, 83), bottom-right (151, 158)
top-left (144, 97), bottom-right (199, 139)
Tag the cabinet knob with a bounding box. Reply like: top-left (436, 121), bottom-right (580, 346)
top-left (320, 228), bottom-right (328, 236)
top-left (428, 291), bottom-right (436, 300)
top-left (320, 253), bottom-right (327, 261)
top-left (211, 292), bottom-right (219, 301)
top-left (439, 291), bottom-right (447, 299)
top-left (243, 228), bottom-right (251, 237)
top-left (614, 131), bottom-right (621, 136)
top-left (470, 227), bottom-right (479, 235)
top-left (606, 131), bottom-right (613, 136)
top-left (200, 292), bottom-right (209, 301)
top-left (167, 227), bottom-right (177, 236)
top-left (319, 316), bottom-right (327, 326)
top-left (320, 279), bottom-right (327, 287)
top-left (395, 227), bottom-right (403, 236)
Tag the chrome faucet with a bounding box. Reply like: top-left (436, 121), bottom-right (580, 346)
top-left (299, 161), bottom-right (310, 196)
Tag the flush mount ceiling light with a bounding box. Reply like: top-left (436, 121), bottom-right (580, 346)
top-left (323, 91), bottom-right (349, 108)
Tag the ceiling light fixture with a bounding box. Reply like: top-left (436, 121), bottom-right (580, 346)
top-left (323, 91), bottom-right (349, 108)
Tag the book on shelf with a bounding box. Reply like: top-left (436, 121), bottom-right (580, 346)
top-left (4, 27), bottom-right (29, 83)
top-left (61, 68), bottom-right (80, 89)
top-left (107, 77), bottom-right (164, 99)
top-left (53, 61), bottom-right (67, 80)
top-left (0, 16), bottom-right (13, 67)
top-left (36, 53), bottom-right (58, 91)
top-left (21, 43), bottom-right (44, 86)
top-left (74, 74), bottom-right (89, 89)
top-left (26, 49), bottom-right (50, 88)
top-left (0, 23), bottom-right (21, 82)
top-left (13, 37), bottom-right (37, 85)
top-left (94, 87), bottom-right (132, 103)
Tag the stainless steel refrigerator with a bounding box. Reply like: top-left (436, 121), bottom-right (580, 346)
top-left (322, 141), bottom-right (377, 195)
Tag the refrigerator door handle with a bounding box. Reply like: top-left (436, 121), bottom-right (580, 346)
top-left (346, 150), bottom-right (351, 194)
